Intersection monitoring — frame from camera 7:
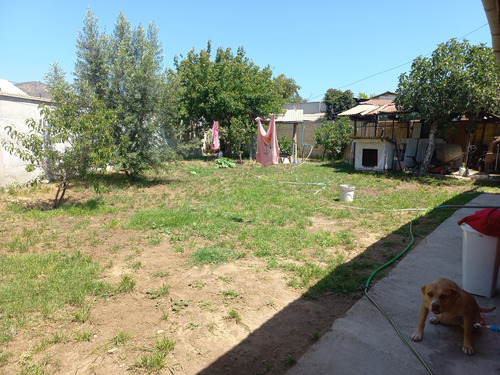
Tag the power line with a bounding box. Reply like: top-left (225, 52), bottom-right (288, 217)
top-left (336, 59), bottom-right (417, 90)
top-left (306, 23), bottom-right (489, 101)
top-left (459, 23), bottom-right (489, 39)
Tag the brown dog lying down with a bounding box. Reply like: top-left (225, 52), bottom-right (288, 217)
top-left (412, 278), bottom-right (495, 355)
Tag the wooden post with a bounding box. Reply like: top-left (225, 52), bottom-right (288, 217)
top-left (250, 132), bottom-right (254, 160)
top-left (292, 123), bottom-right (298, 163)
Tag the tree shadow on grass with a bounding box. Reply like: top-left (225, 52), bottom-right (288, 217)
top-left (8, 195), bottom-right (121, 218)
top-left (198, 192), bottom-right (479, 375)
top-left (83, 171), bottom-right (182, 189)
top-left (9, 172), bottom-right (181, 212)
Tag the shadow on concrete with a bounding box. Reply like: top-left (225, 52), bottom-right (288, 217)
top-left (198, 192), bottom-right (479, 375)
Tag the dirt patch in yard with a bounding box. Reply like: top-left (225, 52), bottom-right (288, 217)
top-left (1, 232), bottom-right (356, 375)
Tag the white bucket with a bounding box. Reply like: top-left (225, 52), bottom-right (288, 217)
top-left (339, 184), bottom-right (355, 202)
top-left (461, 222), bottom-right (500, 298)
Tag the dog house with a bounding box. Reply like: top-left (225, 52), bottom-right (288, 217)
top-left (351, 138), bottom-right (394, 172)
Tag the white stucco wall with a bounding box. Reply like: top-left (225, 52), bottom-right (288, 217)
top-left (0, 93), bottom-right (50, 187)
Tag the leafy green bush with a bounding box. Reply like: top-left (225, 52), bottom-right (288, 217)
top-left (314, 116), bottom-right (353, 160)
top-left (278, 136), bottom-right (292, 154)
top-left (214, 157), bottom-right (236, 169)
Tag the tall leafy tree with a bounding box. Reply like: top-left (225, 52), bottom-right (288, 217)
top-left (74, 8), bottom-right (109, 101)
top-left (158, 69), bottom-right (185, 129)
top-left (157, 69), bottom-right (200, 158)
top-left (175, 42), bottom-right (288, 156)
top-left (75, 11), bottom-right (167, 175)
top-left (273, 74), bottom-right (303, 103)
top-left (323, 89), bottom-right (356, 120)
top-left (395, 39), bottom-right (500, 173)
top-left (107, 14), bottom-right (166, 174)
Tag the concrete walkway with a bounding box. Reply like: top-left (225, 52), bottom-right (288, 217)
top-left (289, 193), bottom-right (500, 375)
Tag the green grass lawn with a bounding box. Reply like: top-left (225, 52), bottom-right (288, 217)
top-left (0, 159), bottom-right (498, 373)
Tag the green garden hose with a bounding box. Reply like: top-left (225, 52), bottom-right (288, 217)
top-left (364, 216), bottom-right (435, 375)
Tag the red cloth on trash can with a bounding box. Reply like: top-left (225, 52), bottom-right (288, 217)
top-left (457, 208), bottom-right (500, 237)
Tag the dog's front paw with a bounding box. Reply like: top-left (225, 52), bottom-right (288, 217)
top-left (462, 344), bottom-right (474, 355)
top-left (411, 331), bottom-right (423, 341)
top-left (429, 317), bottom-right (441, 324)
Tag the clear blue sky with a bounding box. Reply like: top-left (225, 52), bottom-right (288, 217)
top-left (0, 0), bottom-right (492, 101)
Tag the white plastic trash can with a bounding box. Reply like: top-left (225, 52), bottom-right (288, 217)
top-left (460, 222), bottom-right (500, 298)
top-left (339, 185), bottom-right (355, 202)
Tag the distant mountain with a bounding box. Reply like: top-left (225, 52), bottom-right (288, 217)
top-left (15, 81), bottom-right (51, 99)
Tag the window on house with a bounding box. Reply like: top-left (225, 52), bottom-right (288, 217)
top-left (362, 149), bottom-right (378, 167)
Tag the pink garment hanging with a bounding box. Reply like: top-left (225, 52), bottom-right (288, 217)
top-left (211, 121), bottom-right (220, 152)
top-left (256, 115), bottom-right (280, 167)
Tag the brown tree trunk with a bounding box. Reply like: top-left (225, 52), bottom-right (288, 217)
top-left (419, 122), bottom-right (438, 175)
top-left (53, 181), bottom-right (68, 209)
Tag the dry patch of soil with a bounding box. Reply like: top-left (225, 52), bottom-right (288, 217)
top-left (2, 235), bottom-right (356, 374)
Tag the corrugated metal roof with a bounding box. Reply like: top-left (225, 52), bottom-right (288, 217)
top-left (339, 101), bottom-right (399, 116)
top-left (275, 109), bottom-right (324, 123)
top-left (379, 104), bottom-right (398, 113)
top-left (339, 104), bottom-right (379, 116)
top-left (304, 113), bottom-right (325, 122)
top-left (276, 109), bottom-right (303, 122)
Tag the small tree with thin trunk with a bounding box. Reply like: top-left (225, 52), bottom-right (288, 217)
top-left (2, 63), bottom-right (115, 208)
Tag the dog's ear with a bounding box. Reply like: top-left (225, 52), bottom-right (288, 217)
top-left (421, 285), bottom-right (426, 294)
